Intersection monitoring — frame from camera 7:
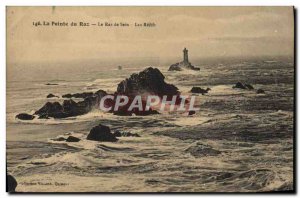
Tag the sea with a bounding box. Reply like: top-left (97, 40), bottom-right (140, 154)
top-left (6, 57), bottom-right (294, 192)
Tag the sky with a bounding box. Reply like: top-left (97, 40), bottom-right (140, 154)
top-left (7, 6), bottom-right (294, 64)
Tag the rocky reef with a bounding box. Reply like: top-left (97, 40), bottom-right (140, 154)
top-left (34, 90), bottom-right (107, 119)
top-left (169, 61), bottom-right (200, 71)
top-left (190, 87), bottom-right (211, 95)
top-left (232, 82), bottom-right (254, 90)
top-left (18, 67), bottom-right (180, 119)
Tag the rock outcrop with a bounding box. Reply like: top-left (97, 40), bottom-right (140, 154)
top-left (34, 90), bottom-right (107, 118)
top-left (113, 67), bottom-right (180, 115)
top-left (7, 174), bottom-right (17, 192)
top-left (66, 136), bottom-right (80, 142)
top-left (15, 113), bottom-right (35, 120)
top-left (190, 87), bottom-right (211, 95)
top-left (117, 67), bottom-right (179, 97)
top-left (188, 110), bottom-right (196, 116)
top-left (233, 82), bottom-right (255, 90)
top-left (87, 124), bottom-right (118, 142)
top-left (47, 93), bottom-right (58, 98)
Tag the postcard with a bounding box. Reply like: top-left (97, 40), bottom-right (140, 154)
top-left (6, 6), bottom-right (294, 193)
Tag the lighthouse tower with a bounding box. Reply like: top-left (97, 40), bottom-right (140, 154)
top-left (183, 48), bottom-right (189, 63)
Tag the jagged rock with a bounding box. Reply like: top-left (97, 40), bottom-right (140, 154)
top-left (190, 87), bottom-right (211, 95)
top-left (16, 113), bottom-right (35, 120)
top-left (66, 136), bottom-right (80, 142)
top-left (257, 89), bottom-right (265, 94)
top-left (62, 92), bottom-right (94, 99)
top-left (34, 89), bottom-right (108, 119)
top-left (233, 82), bottom-right (254, 90)
top-left (87, 124), bottom-right (118, 142)
top-left (7, 174), bottom-right (17, 192)
top-left (117, 67), bottom-right (179, 97)
top-left (34, 102), bottom-right (64, 118)
top-left (169, 63), bottom-right (183, 71)
top-left (113, 130), bottom-right (140, 137)
top-left (46, 93), bottom-right (58, 98)
top-left (185, 142), bottom-right (221, 157)
top-left (188, 110), bottom-right (196, 116)
top-left (113, 67), bottom-right (179, 115)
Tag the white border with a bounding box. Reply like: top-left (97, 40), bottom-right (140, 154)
top-left (1, 1), bottom-right (298, 198)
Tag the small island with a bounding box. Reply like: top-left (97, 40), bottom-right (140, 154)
top-left (169, 48), bottom-right (200, 71)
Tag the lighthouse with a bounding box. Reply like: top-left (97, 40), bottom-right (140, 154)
top-left (183, 48), bottom-right (189, 63)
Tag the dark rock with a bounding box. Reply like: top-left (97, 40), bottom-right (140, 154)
top-left (34, 102), bottom-right (65, 118)
top-left (7, 174), bottom-right (17, 192)
top-left (16, 113), bottom-right (35, 120)
top-left (257, 89), bottom-right (265, 94)
top-left (51, 137), bottom-right (66, 141)
top-left (45, 83), bottom-right (58, 86)
top-left (66, 136), bottom-right (80, 142)
top-left (62, 99), bottom-right (87, 117)
top-left (117, 67), bottom-right (179, 97)
top-left (168, 63), bottom-right (183, 71)
top-left (233, 82), bottom-right (247, 89)
top-left (185, 142), bottom-right (221, 157)
top-left (113, 67), bottom-right (179, 116)
top-left (188, 111), bottom-right (196, 116)
top-left (33, 89), bottom-right (108, 119)
top-left (46, 93), bottom-right (58, 98)
top-left (190, 87), bottom-right (211, 95)
top-left (87, 124), bottom-right (118, 142)
top-left (233, 82), bottom-right (254, 90)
